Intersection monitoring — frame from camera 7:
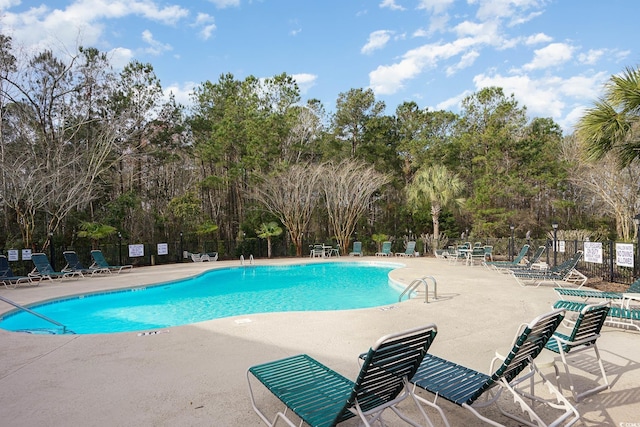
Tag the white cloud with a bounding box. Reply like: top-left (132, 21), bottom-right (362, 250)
top-left (446, 50), bottom-right (479, 76)
top-left (163, 81), bottom-right (196, 107)
top-left (369, 38), bottom-right (476, 95)
top-left (525, 32), bottom-right (552, 45)
top-left (474, 72), bottom-right (565, 117)
top-left (141, 30), bottom-right (172, 55)
top-left (361, 30), bottom-right (393, 55)
top-left (452, 20), bottom-right (501, 47)
top-left (436, 90), bottom-right (472, 111)
top-left (369, 37), bottom-right (477, 95)
top-left (561, 105), bottom-right (588, 132)
top-left (472, 0), bottom-right (542, 22)
top-left (379, 0), bottom-right (405, 11)
top-left (578, 49), bottom-right (605, 65)
top-left (470, 70), bottom-right (610, 131)
top-left (523, 42), bottom-right (574, 70)
top-left (108, 46), bottom-right (134, 69)
top-left (417, 0), bottom-right (454, 14)
top-left (0, 0), bottom-right (21, 9)
top-left (292, 73), bottom-right (317, 94)
top-left (206, 0), bottom-right (240, 9)
top-left (0, 1), bottom-right (189, 58)
top-left (193, 13), bottom-right (216, 40)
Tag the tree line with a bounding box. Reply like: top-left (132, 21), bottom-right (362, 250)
top-left (1, 34), bottom-right (639, 256)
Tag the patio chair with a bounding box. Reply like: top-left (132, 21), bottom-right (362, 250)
top-left (0, 255), bottom-right (36, 289)
top-left (483, 245), bottom-right (493, 261)
top-left (29, 253), bottom-right (82, 281)
top-left (469, 246), bottom-right (487, 265)
top-left (395, 240), bottom-right (416, 257)
top-left (411, 308), bottom-right (579, 427)
top-left (348, 241), bottom-right (362, 256)
top-left (493, 245), bottom-right (546, 273)
top-left (447, 244), bottom-right (470, 265)
top-left (483, 244), bottom-right (530, 269)
top-left (90, 250), bottom-right (132, 273)
top-left (190, 252), bottom-right (210, 262)
top-left (555, 295), bottom-right (640, 332)
top-left (511, 251), bottom-right (586, 288)
top-left (544, 301), bottom-right (610, 402)
top-left (63, 251), bottom-right (110, 276)
top-left (375, 241), bottom-right (392, 257)
top-left (247, 324), bottom-right (439, 427)
top-left (554, 277), bottom-right (640, 303)
top-left (310, 244), bottom-right (325, 258)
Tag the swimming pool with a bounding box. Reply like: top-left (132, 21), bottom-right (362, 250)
top-left (0, 262), bottom-right (405, 335)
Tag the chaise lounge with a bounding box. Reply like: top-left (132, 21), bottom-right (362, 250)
top-left (410, 309), bottom-right (579, 427)
top-left (247, 324), bottom-right (438, 427)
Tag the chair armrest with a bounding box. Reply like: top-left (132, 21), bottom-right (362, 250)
top-left (552, 333), bottom-right (600, 348)
top-left (622, 293), bottom-right (640, 309)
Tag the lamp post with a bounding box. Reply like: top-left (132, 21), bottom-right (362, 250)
top-left (634, 214), bottom-right (640, 278)
top-left (552, 222), bottom-right (558, 267)
top-left (509, 224), bottom-right (515, 261)
top-left (179, 231), bottom-right (183, 263)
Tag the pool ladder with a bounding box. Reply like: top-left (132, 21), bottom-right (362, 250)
top-left (240, 254), bottom-right (254, 266)
top-left (0, 295), bottom-right (73, 334)
top-left (398, 276), bottom-right (437, 303)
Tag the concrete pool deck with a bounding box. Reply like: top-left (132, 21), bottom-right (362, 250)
top-left (1, 256), bottom-right (639, 426)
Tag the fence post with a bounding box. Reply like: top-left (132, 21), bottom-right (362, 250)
top-left (608, 240), bottom-right (615, 282)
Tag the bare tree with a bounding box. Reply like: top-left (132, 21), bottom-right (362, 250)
top-left (252, 163), bottom-right (323, 256)
top-left (562, 134), bottom-right (640, 240)
top-left (321, 159), bottom-right (390, 254)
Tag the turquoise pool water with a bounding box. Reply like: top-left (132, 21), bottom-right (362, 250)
top-left (0, 262), bottom-right (404, 335)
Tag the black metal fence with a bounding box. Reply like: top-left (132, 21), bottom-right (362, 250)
top-left (4, 236), bottom-right (639, 285)
top-left (458, 238), bottom-right (638, 285)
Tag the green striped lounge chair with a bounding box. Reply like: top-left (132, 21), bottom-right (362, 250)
top-left (511, 251), bottom-right (586, 288)
top-left (483, 244), bottom-right (530, 270)
top-left (90, 250), bottom-right (132, 273)
top-left (555, 294), bottom-right (640, 332)
top-left (247, 324), bottom-right (438, 427)
top-left (29, 253), bottom-right (82, 281)
top-left (545, 301), bottom-right (611, 402)
top-left (554, 277), bottom-right (640, 303)
top-left (0, 255), bottom-right (36, 289)
top-left (375, 241), bottom-right (392, 257)
top-left (410, 309), bottom-right (580, 427)
top-left (494, 245), bottom-right (546, 273)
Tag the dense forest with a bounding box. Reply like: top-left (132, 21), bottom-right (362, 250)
top-left (1, 34), bottom-right (639, 257)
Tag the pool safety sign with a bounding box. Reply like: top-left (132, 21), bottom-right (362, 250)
top-left (128, 244), bottom-right (144, 257)
top-left (616, 243), bottom-right (634, 268)
top-left (583, 242), bottom-right (603, 264)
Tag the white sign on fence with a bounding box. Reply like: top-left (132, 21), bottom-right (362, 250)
top-left (7, 249), bottom-right (19, 261)
top-left (616, 243), bottom-right (635, 268)
top-left (128, 244), bottom-right (145, 257)
top-left (21, 249), bottom-right (32, 261)
top-left (552, 240), bottom-right (566, 253)
top-left (584, 241), bottom-right (603, 264)
top-left (157, 243), bottom-right (168, 256)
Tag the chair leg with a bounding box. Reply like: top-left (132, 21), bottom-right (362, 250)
top-left (492, 363), bottom-right (580, 427)
top-left (557, 344), bottom-right (610, 402)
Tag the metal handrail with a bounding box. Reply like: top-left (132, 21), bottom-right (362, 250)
top-left (0, 295), bottom-right (69, 334)
top-left (398, 275), bottom-right (437, 303)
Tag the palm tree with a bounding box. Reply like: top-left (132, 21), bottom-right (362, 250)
top-left (406, 165), bottom-right (465, 251)
top-left (257, 221), bottom-right (283, 258)
top-left (577, 66), bottom-right (640, 167)
top-left (77, 221), bottom-right (117, 250)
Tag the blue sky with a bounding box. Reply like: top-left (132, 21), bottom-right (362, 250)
top-left (1, 0), bottom-right (637, 132)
